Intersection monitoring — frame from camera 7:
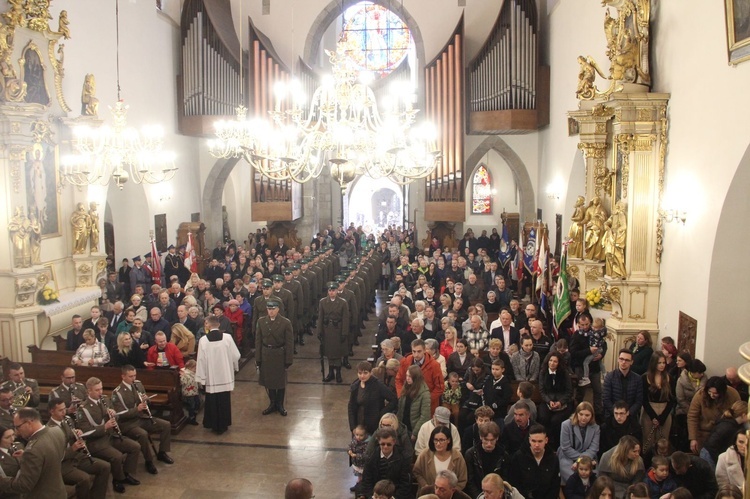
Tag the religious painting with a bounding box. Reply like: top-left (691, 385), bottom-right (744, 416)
top-left (725, 0), bottom-right (750, 65)
top-left (21, 43), bottom-right (50, 105)
top-left (567, 117), bottom-right (579, 136)
top-left (155, 214), bottom-right (168, 252)
top-left (471, 164), bottom-right (492, 215)
top-left (25, 142), bottom-right (60, 238)
top-left (677, 311), bottom-right (697, 359)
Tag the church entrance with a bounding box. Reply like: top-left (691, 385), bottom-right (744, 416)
top-left (347, 176), bottom-right (404, 233)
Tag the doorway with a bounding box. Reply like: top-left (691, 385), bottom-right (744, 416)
top-left (347, 176), bottom-right (404, 233)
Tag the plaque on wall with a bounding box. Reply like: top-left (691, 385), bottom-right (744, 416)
top-left (677, 311), bottom-right (697, 359)
top-left (191, 212), bottom-right (201, 222)
top-left (154, 214), bottom-right (168, 252)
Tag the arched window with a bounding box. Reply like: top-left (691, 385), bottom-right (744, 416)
top-left (471, 164), bottom-right (492, 214)
top-left (338, 1), bottom-right (412, 78)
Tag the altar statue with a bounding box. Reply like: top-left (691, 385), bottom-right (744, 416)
top-left (71, 202), bottom-right (90, 254)
top-left (81, 73), bottom-right (98, 117)
top-left (583, 196), bottom-right (607, 261)
top-left (8, 207), bottom-right (31, 268)
top-left (603, 200), bottom-right (627, 278)
top-left (29, 209), bottom-right (41, 265)
top-left (568, 196), bottom-right (586, 258)
top-left (88, 201), bottom-right (100, 253)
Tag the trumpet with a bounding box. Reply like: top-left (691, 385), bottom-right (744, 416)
top-left (11, 383), bottom-right (30, 409)
top-left (100, 395), bottom-right (122, 439)
top-left (64, 416), bottom-right (94, 464)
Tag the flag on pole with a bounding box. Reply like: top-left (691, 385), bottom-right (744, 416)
top-left (553, 245), bottom-right (572, 334)
top-left (150, 238), bottom-right (162, 286)
top-left (535, 227), bottom-right (548, 292)
top-left (498, 222), bottom-right (512, 268)
top-left (184, 232), bottom-right (198, 273)
top-left (523, 227), bottom-right (536, 273)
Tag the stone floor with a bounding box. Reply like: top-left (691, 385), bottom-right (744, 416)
top-left (105, 296), bottom-right (385, 498)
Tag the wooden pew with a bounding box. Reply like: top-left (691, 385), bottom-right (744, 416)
top-left (3, 348), bottom-right (187, 434)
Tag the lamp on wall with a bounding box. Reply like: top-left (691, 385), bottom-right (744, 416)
top-left (545, 178), bottom-right (564, 200)
top-left (658, 208), bottom-right (687, 225)
top-left (61, 0), bottom-right (177, 190)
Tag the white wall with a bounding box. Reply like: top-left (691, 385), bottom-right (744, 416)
top-left (464, 149), bottom-right (520, 233)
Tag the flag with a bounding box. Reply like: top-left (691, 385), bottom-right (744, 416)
top-left (523, 227), bottom-right (536, 273)
top-left (554, 245), bottom-right (572, 332)
top-left (535, 227), bottom-right (548, 292)
top-left (150, 238), bottom-right (162, 286)
top-left (184, 232), bottom-right (198, 273)
top-left (498, 222), bottom-right (512, 267)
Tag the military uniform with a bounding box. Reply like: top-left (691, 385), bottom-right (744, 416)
top-left (252, 290), bottom-right (285, 342)
top-left (50, 382), bottom-right (87, 414)
top-left (317, 285), bottom-right (350, 382)
top-left (76, 396), bottom-right (140, 482)
top-left (163, 248), bottom-right (182, 283)
top-left (282, 272), bottom-right (304, 342)
top-left (0, 407), bottom-right (14, 428)
top-left (111, 380), bottom-right (172, 466)
top-left (292, 265), bottom-right (311, 342)
top-left (255, 302), bottom-right (294, 416)
top-left (0, 378), bottom-right (40, 408)
top-left (0, 426), bottom-right (66, 499)
top-left (47, 418), bottom-right (111, 499)
top-left (337, 278), bottom-right (358, 364)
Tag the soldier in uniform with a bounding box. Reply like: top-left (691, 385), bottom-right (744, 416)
top-left (336, 275), bottom-right (358, 369)
top-left (255, 299), bottom-right (294, 416)
top-left (1, 363), bottom-right (40, 408)
top-left (49, 367), bottom-right (88, 416)
top-left (317, 282), bottom-right (350, 384)
top-left (0, 388), bottom-right (15, 428)
top-left (111, 365), bottom-right (173, 475)
top-left (47, 397), bottom-right (111, 499)
top-left (271, 274), bottom-right (294, 325)
top-left (302, 258), bottom-right (320, 333)
top-left (129, 256), bottom-right (150, 296)
top-left (251, 279), bottom-right (285, 346)
top-left (77, 376), bottom-right (141, 493)
top-left (282, 268), bottom-right (305, 348)
top-left (163, 245), bottom-right (182, 284)
top-left (291, 263), bottom-right (310, 345)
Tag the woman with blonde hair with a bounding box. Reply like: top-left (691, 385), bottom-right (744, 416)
top-left (440, 326), bottom-right (459, 359)
top-left (110, 331), bottom-right (146, 367)
top-left (598, 435), bottom-right (645, 498)
top-left (558, 401), bottom-right (600, 482)
top-left (397, 365), bottom-right (432, 441)
top-left (72, 328), bottom-right (110, 366)
top-left (184, 272), bottom-right (200, 292)
top-left (171, 323), bottom-right (196, 355)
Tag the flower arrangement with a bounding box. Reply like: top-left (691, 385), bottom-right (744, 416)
top-left (585, 288), bottom-right (603, 309)
top-left (38, 285), bottom-right (60, 305)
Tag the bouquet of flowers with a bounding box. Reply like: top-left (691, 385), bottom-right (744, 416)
top-left (38, 285), bottom-right (60, 305)
top-left (585, 288), bottom-right (603, 309)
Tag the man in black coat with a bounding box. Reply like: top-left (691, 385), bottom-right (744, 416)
top-left (507, 424), bottom-right (560, 499)
top-left (463, 421), bottom-right (510, 499)
top-left (598, 400), bottom-right (643, 458)
top-left (670, 451), bottom-right (718, 499)
top-left (357, 428), bottom-right (411, 499)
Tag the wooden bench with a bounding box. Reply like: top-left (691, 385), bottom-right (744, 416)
top-left (2, 348), bottom-right (187, 434)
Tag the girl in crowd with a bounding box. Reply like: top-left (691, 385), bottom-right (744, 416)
top-left (715, 430), bottom-right (747, 491)
top-left (598, 435), bottom-right (645, 499)
top-left (447, 339), bottom-right (474, 379)
top-left (538, 351), bottom-right (574, 449)
top-left (640, 351), bottom-right (674, 453)
top-left (397, 365), bottom-right (431, 442)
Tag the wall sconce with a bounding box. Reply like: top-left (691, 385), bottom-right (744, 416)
top-left (546, 178), bottom-right (564, 200)
top-left (658, 208), bottom-right (687, 225)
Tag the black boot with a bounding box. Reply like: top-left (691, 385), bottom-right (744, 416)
top-left (298, 333), bottom-right (305, 346)
top-left (323, 366), bottom-right (335, 382)
top-left (276, 389), bottom-right (287, 416)
top-left (342, 357), bottom-right (352, 369)
top-left (262, 390), bottom-right (277, 415)
top-left (335, 367), bottom-right (343, 384)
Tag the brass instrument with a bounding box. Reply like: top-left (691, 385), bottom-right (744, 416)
top-left (100, 395), bottom-right (122, 439)
top-left (63, 416), bottom-right (94, 464)
top-left (11, 383), bottom-right (30, 409)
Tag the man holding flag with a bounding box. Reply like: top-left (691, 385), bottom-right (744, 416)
top-left (520, 226), bottom-right (536, 300)
top-left (498, 220), bottom-right (516, 284)
top-left (552, 243), bottom-right (572, 341)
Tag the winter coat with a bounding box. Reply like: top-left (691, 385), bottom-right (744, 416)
top-left (715, 445), bottom-right (746, 491)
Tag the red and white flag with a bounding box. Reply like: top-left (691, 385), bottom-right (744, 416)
top-left (150, 238), bottom-right (162, 285)
top-left (184, 233), bottom-right (198, 274)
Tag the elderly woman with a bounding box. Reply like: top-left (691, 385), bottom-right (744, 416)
top-left (558, 401), bottom-right (600, 482)
top-left (598, 435), bottom-right (645, 499)
top-left (412, 426), bottom-right (468, 491)
top-left (425, 338), bottom-right (447, 379)
top-left (364, 413), bottom-right (414, 461)
top-left (348, 361), bottom-right (398, 436)
top-left (127, 294), bottom-right (148, 322)
top-left (170, 323), bottom-right (196, 356)
top-left (72, 328), bottom-right (110, 366)
top-left (372, 358), bottom-right (401, 395)
top-left (484, 290), bottom-right (501, 314)
top-left (110, 331), bottom-right (146, 367)
top-left (376, 339), bottom-right (403, 367)
top-left (410, 300), bottom-right (427, 322)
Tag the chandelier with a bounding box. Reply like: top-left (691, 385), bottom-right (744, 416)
top-left (61, 0), bottom-right (177, 190)
top-left (208, 43), bottom-right (440, 188)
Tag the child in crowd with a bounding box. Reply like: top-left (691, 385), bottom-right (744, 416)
top-left (564, 455), bottom-right (596, 499)
top-left (442, 372), bottom-right (463, 425)
top-left (551, 338), bottom-right (573, 375)
top-left (180, 359), bottom-right (200, 425)
top-left (461, 405), bottom-right (496, 450)
top-left (578, 317), bottom-right (607, 387)
top-left (642, 438), bottom-right (671, 470)
top-left (348, 425), bottom-right (369, 491)
top-left (505, 380), bottom-right (538, 425)
top-left (483, 359), bottom-right (511, 419)
top-left (643, 455), bottom-right (677, 499)
top-left (372, 479), bottom-right (396, 499)
top-left (508, 343), bottom-right (519, 356)
top-left (626, 483), bottom-right (651, 499)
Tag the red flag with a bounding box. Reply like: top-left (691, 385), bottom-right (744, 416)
top-left (184, 233), bottom-right (198, 273)
top-left (150, 238), bottom-right (162, 286)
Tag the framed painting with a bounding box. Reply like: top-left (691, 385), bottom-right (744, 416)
top-left (25, 142), bottom-right (61, 238)
top-left (726, 0), bottom-right (750, 65)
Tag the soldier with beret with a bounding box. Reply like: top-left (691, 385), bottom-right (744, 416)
top-left (256, 299), bottom-right (294, 416)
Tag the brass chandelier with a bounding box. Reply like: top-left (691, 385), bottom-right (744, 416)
top-left (208, 43), bottom-right (440, 188)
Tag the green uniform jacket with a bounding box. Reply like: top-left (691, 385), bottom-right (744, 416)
top-left (256, 315), bottom-right (294, 390)
top-left (317, 297), bottom-right (349, 360)
top-left (0, 426), bottom-right (66, 498)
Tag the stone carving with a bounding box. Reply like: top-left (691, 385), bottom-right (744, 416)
top-left (8, 207), bottom-right (31, 267)
top-left (15, 277), bottom-right (36, 307)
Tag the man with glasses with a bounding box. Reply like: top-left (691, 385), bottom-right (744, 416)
top-left (414, 406), bottom-right (462, 457)
top-left (417, 469), bottom-right (471, 499)
top-left (464, 422), bottom-right (511, 498)
top-left (477, 472), bottom-right (524, 499)
top-left (602, 348), bottom-right (643, 419)
top-left (357, 428), bottom-right (410, 499)
top-left (50, 367), bottom-right (88, 415)
top-left (569, 313), bottom-right (605, 419)
top-left (0, 408), bottom-right (66, 497)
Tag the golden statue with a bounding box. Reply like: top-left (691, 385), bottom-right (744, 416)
top-left (583, 196), bottom-right (608, 261)
top-left (56, 10), bottom-right (70, 39)
top-left (29, 210), bottom-right (41, 265)
top-left (2, 0), bottom-right (25, 29)
top-left (603, 200), bottom-right (627, 278)
top-left (88, 202), bottom-right (100, 253)
top-left (71, 202), bottom-right (90, 255)
top-left (81, 73), bottom-right (98, 117)
top-left (24, 0), bottom-right (53, 33)
top-left (568, 196), bottom-right (586, 258)
top-left (8, 207), bottom-right (32, 268)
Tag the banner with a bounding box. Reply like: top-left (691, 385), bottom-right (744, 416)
top-left (184, 233), bottom-right (198, 273)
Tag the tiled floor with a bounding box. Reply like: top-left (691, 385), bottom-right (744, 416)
top-left (106, 298), bottom-right (384, 498)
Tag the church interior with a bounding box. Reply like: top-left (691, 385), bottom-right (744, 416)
top-left (0, 0), bottom-right (749, 496)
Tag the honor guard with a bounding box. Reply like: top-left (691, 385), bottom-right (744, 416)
top-left (317, 282), bottom-right (350, 383)
top-left (251, 279), bottom-right (285, 344)
top-left (255, 299), bottom-right (294, 416)
top-left (282, 268), bottom-right (305, 348)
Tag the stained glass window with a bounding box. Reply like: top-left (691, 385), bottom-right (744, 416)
top-left (339, 2), bottom-right (412, 78)
top-left (471, 165), bottom-right (492, 214)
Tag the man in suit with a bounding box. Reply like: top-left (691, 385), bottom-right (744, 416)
top-left (175, 304), bottom-right (198, 334)
top-left (107, 301), bottom-right (127, 331)
top-left (157, 291), bottom-right (177, 324)
top-left (490, 311), bottom-right (520, 354)
top-left (144, 307), bottom-right (171, 341)
top-left (47, 398), bottom-right (111, 499)
top-left (111, 365), bottom-right (173, 474)
top-left (0, 408), bottom-right (67, 498)
top-left (105, 271), bottom-right (124, 303)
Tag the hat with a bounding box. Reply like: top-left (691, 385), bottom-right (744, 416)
top-left (326, 281), bottom-right (338, 290)
top-left (291, 264), bottom-right (301, 271)
top-left (434, 406), bottom-right (450, 424)
top-left (347, 264), bottom-right (357, 271)
top-left (266, 299), bottom-right (280, 309)
top-left (283, 268), bottom-right (293, 275)
top-left (272, 274), bottom-right (284, 282)
top-left (261, 279), bottom-right (273, 288)
top-left (145, 252), bottom-right (152, 258)
top-left (168, 244), bottom-right (175, 250)
top-left (133, 256), bottom-right (142, 262)
top-left (228, 299), bottom-right (239, 306)
top-left (335, 276), bottom-right (346, 283)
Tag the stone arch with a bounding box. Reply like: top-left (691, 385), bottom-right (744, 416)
top-left (705, 139), bottom-right (750, 370)
top-left (465, 136), bottom-right (535, 222)
top-left (202, 157), bottom-right (241, 247)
